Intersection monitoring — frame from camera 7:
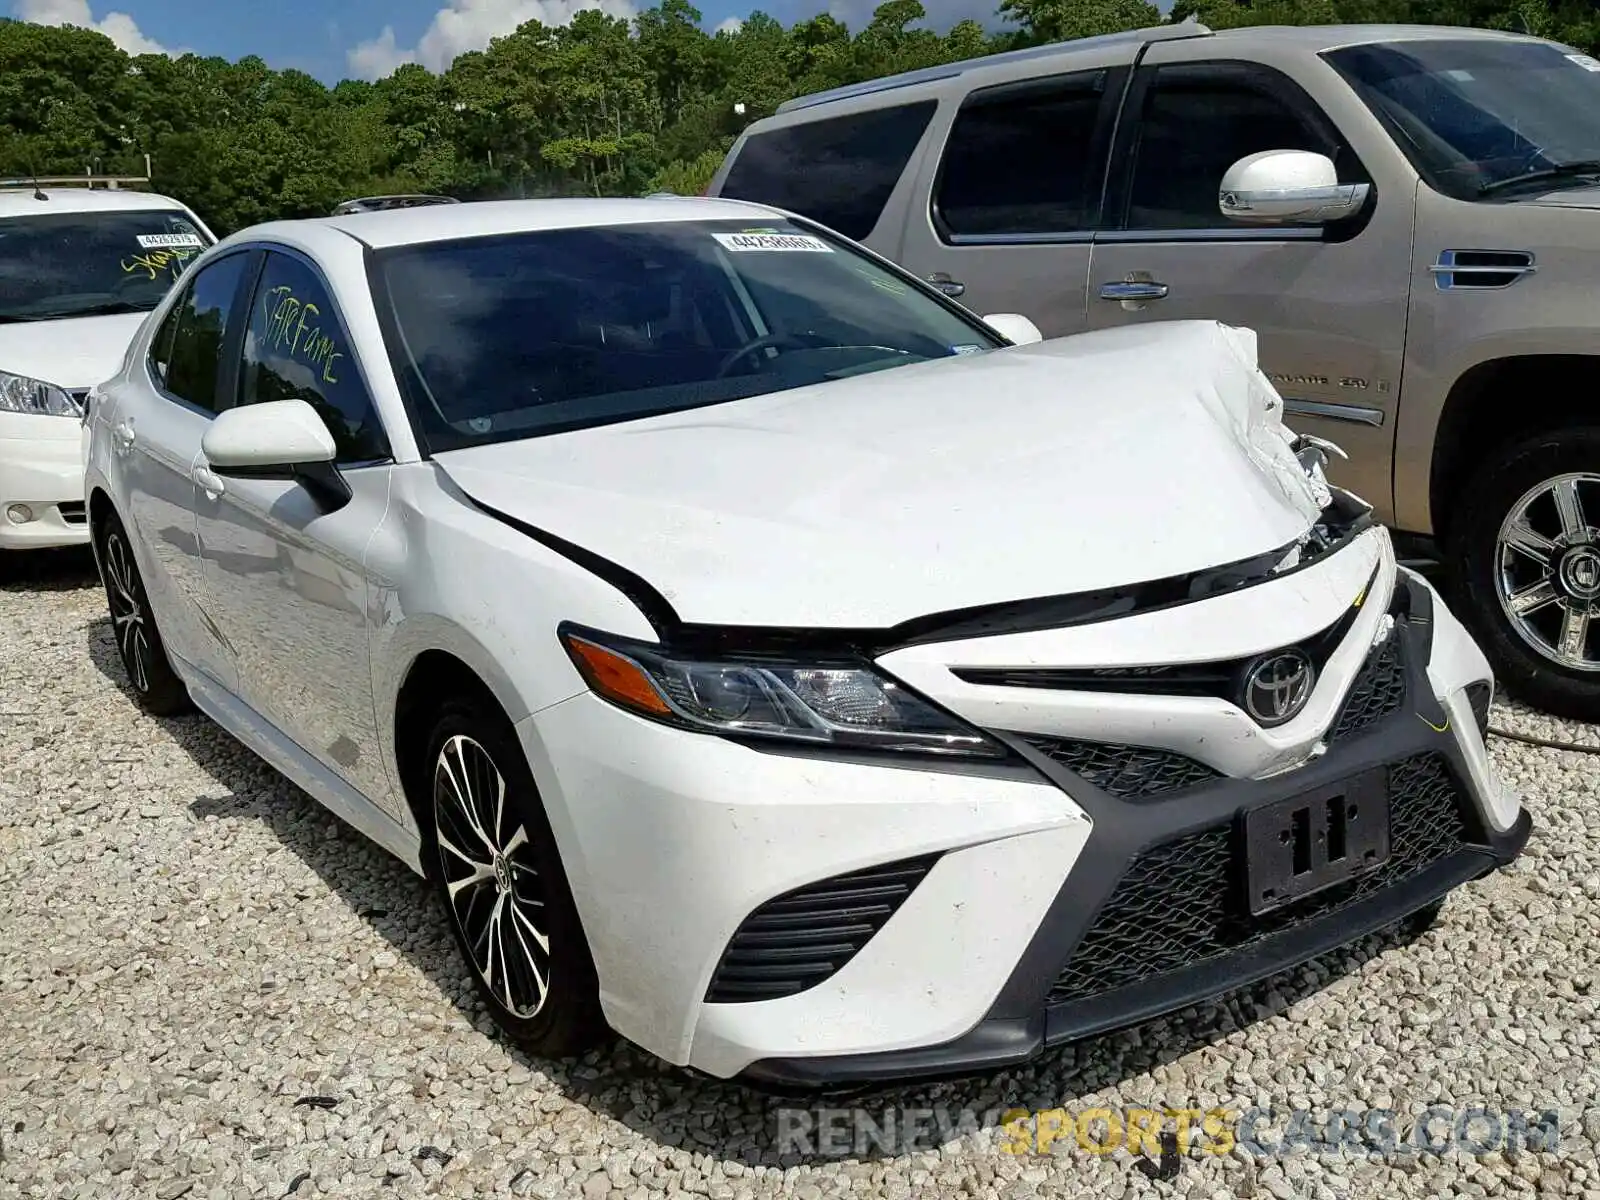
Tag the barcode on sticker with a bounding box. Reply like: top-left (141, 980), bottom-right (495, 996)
top-left (1567, 53), bottom-right (1600, 72)
top-left (712, 232), bottom-right (832, 253)
top-left (137, 233), bottom-right (204, 249)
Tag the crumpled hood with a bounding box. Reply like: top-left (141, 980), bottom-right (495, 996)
top-left (0, 312), bottom-right (147, 390)
top-left (434, 319), bottom-right (1328, 629)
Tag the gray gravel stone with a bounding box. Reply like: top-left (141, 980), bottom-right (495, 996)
top-left (2, 554), bottom-right (1598, 1198)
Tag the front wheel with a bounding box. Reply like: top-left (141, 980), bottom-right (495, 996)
top-left (1450, 427), bottom-right (1600, 722)
top-left (422, 696), bottom-right (607, 1059)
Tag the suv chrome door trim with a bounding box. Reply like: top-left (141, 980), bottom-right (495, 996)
top-left (1429, 249), bottom-right (1537, 290)
top-left (1281, 398), bottom-right (1385, 427)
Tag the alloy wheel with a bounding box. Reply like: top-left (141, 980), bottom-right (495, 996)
top-left (1495, 471), bottom-right (1600, 672)
top-left (104, 530), bottom-right (153, 693)
top-left (433, 734), bottom-right (552, 1018)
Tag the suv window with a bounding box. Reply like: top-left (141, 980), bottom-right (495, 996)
top-left (718, 101), bottom-right (937, 241)
top-left (153, 252), bottom-right (251, 412)
top-left (1123, 62), bottom-right (1355, 231)
top-left (936, 71), bottom-right (1111, 238)
top-left (239, 251), bottom-right (388, 462)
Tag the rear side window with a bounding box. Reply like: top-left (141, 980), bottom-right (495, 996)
top-left (936, 71), bottom-right (1111, 238)
top-left (718, 101), bottom-right (937, 241)
top-left (154, 252), bottom-right (251, 412)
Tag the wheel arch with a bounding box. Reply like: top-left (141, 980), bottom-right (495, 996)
top-left (1429, 354), bottom-right (1599, 545)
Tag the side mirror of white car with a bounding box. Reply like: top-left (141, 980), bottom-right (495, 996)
top-left (201, 398), bottom-right (350, 510)
top-left (1219, 149), bottom-right (1371, 225)
top-left (982, 313), bottom-right (1044, 346)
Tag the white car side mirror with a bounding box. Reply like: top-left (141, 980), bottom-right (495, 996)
top-left (1219, 150), bottom-right (1371, 224)
top-left (203, 398), bottom-right (337, 472)
top-left (982, 313), bottom-right (1043, 346)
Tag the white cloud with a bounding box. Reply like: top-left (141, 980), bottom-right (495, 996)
top-left (12, 0), bottom-right (170, 55)
top-left (347, 0), bottom-right (638, 80)
top-left (714, 15), bottom-right (742, 33)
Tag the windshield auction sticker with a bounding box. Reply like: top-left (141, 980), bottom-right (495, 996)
top-left (712, 232), bottom-right (832, 253)
top-left (136, 233), bottom-right (205, 249)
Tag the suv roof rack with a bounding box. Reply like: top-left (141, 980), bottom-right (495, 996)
top-left (332, 194), bottom-right (462, 215)
top-left (0, 174), bottom-right (152, 191)
top-left (775, 21), bottom-right (1213, 114)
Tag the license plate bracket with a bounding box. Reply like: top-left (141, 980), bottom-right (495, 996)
top-left (1243, 768), bottom-right (1391, 917)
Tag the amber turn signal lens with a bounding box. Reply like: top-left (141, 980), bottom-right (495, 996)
top-left (563, 635), bottom-right (673, 717)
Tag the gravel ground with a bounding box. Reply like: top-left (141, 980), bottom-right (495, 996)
top-left (2, 549), bottom-right (1598, 1200)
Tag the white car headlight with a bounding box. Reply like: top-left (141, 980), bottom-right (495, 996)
top-left (0, 369), bottom-right (80, 417)
top-left (560, 624), bottom-right (1004, 758)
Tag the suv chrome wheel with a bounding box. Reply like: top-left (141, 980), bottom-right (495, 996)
top-left (433, 734), bottom-right (552, 1019)
top-left (1495, 472), bottom-right (1600, 672)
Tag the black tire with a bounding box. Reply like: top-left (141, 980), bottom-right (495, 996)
top-left (421, 695), bottom-right (606, 1059)
top-left (94, 510), bottom-right (192, 716)
top-left (1448, 427), bottom-right (1600, 724)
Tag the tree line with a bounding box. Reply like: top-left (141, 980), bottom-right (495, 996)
top-left (1, 0), bottom-right (1596, 236)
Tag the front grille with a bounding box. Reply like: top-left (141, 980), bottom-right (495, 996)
top-left (1047, 752), bottom-right (1469, 1005)
top-left (705, 854), bottom-right (939, 1003)
top-left (1328, 630), bottom-right (1406, 744)
top-left (1020, 735), bottom-right (1219, 799)
top-left (56, 501), bottom-right (86, 525)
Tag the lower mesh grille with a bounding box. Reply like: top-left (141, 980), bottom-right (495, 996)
top-left (1047, 752), bottom-right (1469, 1005)
top-left (705, 854), bottom-right (939, 1002)
top-left (1020, 735), bottom-right (1219, 799)
top-left (1329, 630), bottom-right (1406, 743)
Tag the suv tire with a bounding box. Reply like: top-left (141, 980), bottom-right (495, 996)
top-left (1450, 427), bottom-right (1600, 723)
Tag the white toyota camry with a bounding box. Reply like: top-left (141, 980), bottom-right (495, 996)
top-left (83, 197), bottom-right (1529, 1085)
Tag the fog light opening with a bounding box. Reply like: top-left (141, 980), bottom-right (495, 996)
top-left (6, 504), bottom-right (35, 525)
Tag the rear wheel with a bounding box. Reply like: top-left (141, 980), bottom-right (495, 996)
top-left (95, 511), bottom-right (191, 716)
top-left (422, 695), bottom-right (606, 1058)
top-left (1450, 427), bottom-right (1600, 723)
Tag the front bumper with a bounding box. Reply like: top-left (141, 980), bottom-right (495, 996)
top-left (0, 418), bottom-right (90, 549)
top-left (525, 541), bottom-right (1526, 1085)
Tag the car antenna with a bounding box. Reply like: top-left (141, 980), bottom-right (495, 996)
top-left (25, 162), bottom-right (47, 202)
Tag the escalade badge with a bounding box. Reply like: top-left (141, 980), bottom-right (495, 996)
top-left (1240, 650), bottom-right (1315, 727)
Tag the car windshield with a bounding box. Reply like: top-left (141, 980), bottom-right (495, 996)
top-left (374, 217), bottom-right (1001, 451)
top-left (1325, 39), bottom-right (1600, 200)
top-left (0, 208), bottom-right (212, 322)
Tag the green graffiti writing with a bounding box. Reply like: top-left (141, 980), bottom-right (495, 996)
top-left (120, 247), bottom-right (197, 281)
top-left (262, 285), bottom-right (343, 385)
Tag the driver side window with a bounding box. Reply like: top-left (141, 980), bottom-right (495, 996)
top-left (238, 252), bottom-right (389, 463)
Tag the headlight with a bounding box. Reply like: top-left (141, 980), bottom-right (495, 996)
top-left (0, 369), bottom-right (80, 417)
top-left (559, 625), bottom-right (1004, 758)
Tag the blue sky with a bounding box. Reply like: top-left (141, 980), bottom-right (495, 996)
top-left (11, 0), bottom-right (1020, 84)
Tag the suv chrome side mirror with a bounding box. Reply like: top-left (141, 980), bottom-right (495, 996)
top-left (1219, 150), bottom-right (1370, 225)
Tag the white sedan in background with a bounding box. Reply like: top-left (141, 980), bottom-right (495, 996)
top-left (83, 197), bottom-right (1528, 1085)
top-left (0, 185), bottom-right (212, 552)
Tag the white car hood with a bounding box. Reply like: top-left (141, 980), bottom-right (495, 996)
top-left (0, 312), bottom-right (147, 390)
top-left (434, 320), bottom-right (1328, 630)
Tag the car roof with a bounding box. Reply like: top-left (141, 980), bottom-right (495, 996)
top-left (305, 195), bottom-right (785, 250)
top-left (0, 187), bottom-right (193, 219)
top-left (772, 21), bottom-right (1553, 116)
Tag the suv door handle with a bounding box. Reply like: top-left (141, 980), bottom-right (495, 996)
top-left (927, 272), bottom-right (966, 298)
top-left (112, 419), bottom-right (135, 452)
top-left (192, 465), bottom-right (226, 499)
top-left (1099, 281), bottom-right (1170, 301)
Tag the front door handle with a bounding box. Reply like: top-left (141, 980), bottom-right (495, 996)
top-left (1099, 280), bottom-right (1170, 302)
top-left (927, 272), bottom-right (966, 298)
top-left (192, 465), bottom-right (226, 499)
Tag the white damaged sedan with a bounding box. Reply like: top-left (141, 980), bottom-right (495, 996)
top-left (82, 197), bottom-right (1528, 1085)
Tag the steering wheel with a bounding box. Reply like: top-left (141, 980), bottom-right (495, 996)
top-left (714, 333), bottom-right (813, 378)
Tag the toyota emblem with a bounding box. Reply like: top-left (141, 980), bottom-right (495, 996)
top-left (1240, 650), bottom-right (1315, 727)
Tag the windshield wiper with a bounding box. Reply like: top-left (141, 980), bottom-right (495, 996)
top-left (1480, 160), bottom-right (1600, 196)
